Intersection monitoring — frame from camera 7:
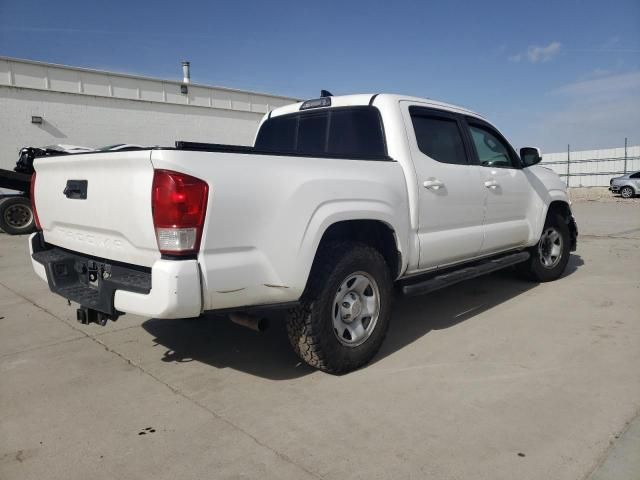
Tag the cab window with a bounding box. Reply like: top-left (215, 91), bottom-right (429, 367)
top-left (255, 106), bottom-right (387, 158)
top-left (410, 110), bottom-right (468, 165)
top-left (468, 124), bottom-right (518, 168)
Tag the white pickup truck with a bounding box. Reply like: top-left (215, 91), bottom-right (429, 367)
top-left (29, 93), bottom-right (577, 373)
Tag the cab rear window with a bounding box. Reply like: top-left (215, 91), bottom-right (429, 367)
top-left (255, 106), bottom-right (387, 158)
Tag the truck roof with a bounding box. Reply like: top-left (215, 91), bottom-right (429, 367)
top-left (268, 93), bottom-right (487, 122)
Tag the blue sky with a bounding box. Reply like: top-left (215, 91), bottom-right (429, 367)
top-left (1, 0), bottom-right (639, 152)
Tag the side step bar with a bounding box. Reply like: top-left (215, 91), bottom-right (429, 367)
top-left (401, 251), bottom-right (530, 297)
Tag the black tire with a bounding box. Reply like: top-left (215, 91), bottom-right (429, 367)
top-left (0, 196), bottom-right (36, 235)
top-left (286, 241), bottom-right (393, 374)
top-left (516, 213), bottom-right (570, 282)
top-left (620, 186), bottom-right (635, 199)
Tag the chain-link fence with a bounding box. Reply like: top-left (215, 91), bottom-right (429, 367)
top-left (540, 142), bottom-right (640, 187)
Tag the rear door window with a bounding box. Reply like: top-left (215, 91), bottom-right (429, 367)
top-left (410, 110), bottom-right (468, 165)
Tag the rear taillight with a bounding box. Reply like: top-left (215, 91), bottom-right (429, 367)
top-left (30, 172), bottom-right (42, 231)
top-left (152, 170), bottom-right (208, 255)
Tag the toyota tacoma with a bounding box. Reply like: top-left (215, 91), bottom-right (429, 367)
top-left (29, 93), bottom-right (578, 373)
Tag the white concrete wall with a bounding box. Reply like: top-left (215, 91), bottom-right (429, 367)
top-left (541, 146), bottom-right (640, 187)
top-left (0, 57), bottom-right (297, 174)
top-left (0, 86), bottom-right (266, 167)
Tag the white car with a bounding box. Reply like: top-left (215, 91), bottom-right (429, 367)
top-left (29, 93), bottom-right (577, 373)
top-left (609, 171), bottom-right (640, 198)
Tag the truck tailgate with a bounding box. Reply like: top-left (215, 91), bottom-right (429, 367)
top-left (33, 150), bottom-right (160, 267)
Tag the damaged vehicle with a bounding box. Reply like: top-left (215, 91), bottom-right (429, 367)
top-left (28, 93), bottom-right (577, 373)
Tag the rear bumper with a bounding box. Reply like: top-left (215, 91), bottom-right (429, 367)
top-left (29, 233), bottom-right (202, 319)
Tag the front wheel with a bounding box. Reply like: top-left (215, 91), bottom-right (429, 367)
top-left (620, 186), bottom-right (635, 199)
top-left (516, 213), bottom-right (570, 282)
top-left (286, 242), bottom-right (393, 374)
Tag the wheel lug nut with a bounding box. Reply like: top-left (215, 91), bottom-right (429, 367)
top-left (342, 302), bottom-right (350, 308)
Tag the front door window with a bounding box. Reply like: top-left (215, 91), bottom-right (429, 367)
top-left (468, 125), bottom-right (517, 168)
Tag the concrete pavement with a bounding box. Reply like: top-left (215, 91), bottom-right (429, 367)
top-left (1, 201), bottom-right (639, 479)
top-left (589, 414), bottom-right (640, 480)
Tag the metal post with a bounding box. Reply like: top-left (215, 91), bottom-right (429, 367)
top-left (624, 137), bottom-right (628, 174)
top-left (566, 144), bottom-right (570, 187)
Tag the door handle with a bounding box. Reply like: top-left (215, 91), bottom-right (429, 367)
top-left (423, 179), bottom-right (444, 190)
top-left (484, 180), bottom-right (499, 189)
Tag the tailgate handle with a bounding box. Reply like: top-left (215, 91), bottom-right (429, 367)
top-left (63, 180), bottom-right (88, 199)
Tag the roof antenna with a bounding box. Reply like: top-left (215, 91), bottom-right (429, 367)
top-left (320, 90), bottom-right (333, 97)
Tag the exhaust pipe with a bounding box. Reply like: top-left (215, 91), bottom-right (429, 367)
top-left (229, 312), bottom-right (268, 332)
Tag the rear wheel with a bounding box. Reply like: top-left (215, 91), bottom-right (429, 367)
top-left (0, 196), bottom-right (36, 235)
top-left (286, 242), bottom-right (393, 374)
top-left (516, 213), bottom-right (570, 282)
top-left (620, 186), bottom-right (635, 198)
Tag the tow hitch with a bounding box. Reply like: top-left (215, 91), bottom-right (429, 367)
top-left (30, 235), bottom-right (151, 326)
top-left (76, 307), bottom-right (118, 326)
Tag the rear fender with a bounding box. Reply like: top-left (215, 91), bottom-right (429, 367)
top-left (294, 200), bottom-right (410, 289)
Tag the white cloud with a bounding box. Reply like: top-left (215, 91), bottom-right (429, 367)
top-left (552, 71), bottom-right (640, 96)
top-left (527, 42), bottom-right (561, 63)
top-left (533, 97), bottom-right (639, 151)
top-left (509, 41), bottom-right (561, 63)
top-left (601, 35), bottom-right (620, 49)
top-left (512, 70), bottom-right (640, 151)
top-left (586, 68), bottom-right (611, 79)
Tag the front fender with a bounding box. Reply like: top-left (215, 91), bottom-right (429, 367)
top-left (524, 167), bottom-right (571, 245)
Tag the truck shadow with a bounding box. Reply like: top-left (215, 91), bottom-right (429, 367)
top-left (142, 254), bottom-right (583, 380)
top-left (142, 311), bottom-right (314, 380)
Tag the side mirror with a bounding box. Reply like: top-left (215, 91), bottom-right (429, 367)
top-left (520, 147), bottom-right (542, 167)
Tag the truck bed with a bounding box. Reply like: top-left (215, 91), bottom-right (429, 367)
top-left (32, 146), bottom-right (409, 312)
top-left (172, 141), bottom-right (393, 162)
